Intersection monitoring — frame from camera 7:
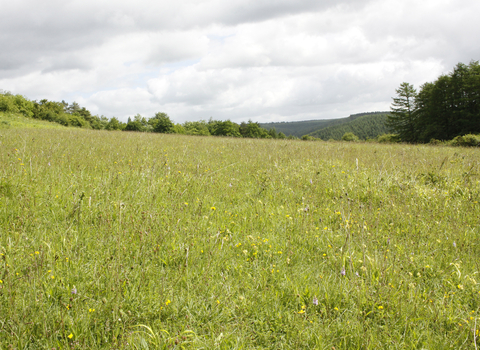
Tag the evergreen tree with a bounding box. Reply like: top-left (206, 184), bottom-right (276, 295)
top-left (387, 82), bottom-right (418, 142)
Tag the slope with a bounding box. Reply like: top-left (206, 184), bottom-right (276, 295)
top-left (308, 113), bottom-right (390, 140)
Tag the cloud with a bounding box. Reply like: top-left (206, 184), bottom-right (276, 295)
top-left (1, 0), bottom-right (479, 123)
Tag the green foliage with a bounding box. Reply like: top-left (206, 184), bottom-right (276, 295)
top-left (387, 82), bottom-right (418, 142)
top-left (309, 113), bottom-right (390, 140)
top-left (183, 121), bottom-right (211, 136)
top-left (151, 112), bottom-right (174, 133)
top-left (125, 114), bottom-right (149, 132)
top-left (261, 112), bottom-right (389, 138)
top-left (377, 133), bottom-right (400, 143)
top-left (105, 117), bottom-right (125, 131)
top-left (211, 120), bottom-right (241, 137)
top-left (395, 61), bottom-right (480, 143)
top-left (0, 92), bottom-right (34, 117)
top-left (341, 132), bottom-right (359, 142)
top-left (172, 123), bottom-right (186, 134)
top-left (449, 134), bottom-right (480, 147)
top-left (239, 120), bottom-right (271, 138)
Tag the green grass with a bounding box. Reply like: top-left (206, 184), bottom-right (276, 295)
top-left (0, 112), bottom-right (68, 129)
top-left (1, 127), bottom-right (479, 349)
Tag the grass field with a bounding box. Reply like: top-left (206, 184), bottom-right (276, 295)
top-left (1, 126), bottom-right (479, 349)
top-left (0, 112), bottom-right (67, 130)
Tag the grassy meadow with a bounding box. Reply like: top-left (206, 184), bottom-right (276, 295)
top-left (0, 112), bottom-right (67, 130)
top-left (1, 126), bottom-right (479, 349)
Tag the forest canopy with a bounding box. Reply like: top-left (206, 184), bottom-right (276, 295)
top-left (388, 61), bottom-right (480, 142)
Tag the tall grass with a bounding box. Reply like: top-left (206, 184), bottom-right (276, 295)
top-left (1, 128), bottom-right (479, 349)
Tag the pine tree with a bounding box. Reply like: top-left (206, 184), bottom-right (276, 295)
top-left (387, 82), bottom-right (418, 142)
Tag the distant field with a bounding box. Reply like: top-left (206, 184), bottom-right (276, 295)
top-left (1, 127), bottom-right (479, 349)
top-left (0, 112), bottom-right (68, 129)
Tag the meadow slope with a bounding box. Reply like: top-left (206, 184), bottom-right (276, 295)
top-left (1, 128), bottom-right (479, 349)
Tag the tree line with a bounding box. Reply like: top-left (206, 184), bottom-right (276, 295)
top-left (388, 61), bottom-right (480, 143)
top-left (0, 91), bottom-right (288, 139)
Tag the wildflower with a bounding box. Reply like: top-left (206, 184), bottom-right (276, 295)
top-left (313, 296), bottom-right (318, 306)
top-left (165, 299), bottom-right (171, 306)
top-left (68, 333), bottom-right (73, 339)
top-left (458, 284), bottom-right (464, 290)
top-left (297, 310), bottom-right (305, 314)
top-left (378, 306), bottom-right (383, 310)
top-left (453, 242), bottom-right (456, 248)
top-left (71, 287), bottom-right (77, 295)
top-left (341, 267), bottom-right (346, 276)
top-left (89, 308), bottom-right (95, 312)
top-left (211, 207), bottom-right (216, 211)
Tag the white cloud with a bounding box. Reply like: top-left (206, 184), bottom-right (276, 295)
top-left (1, 0), bottom-right (479, 123)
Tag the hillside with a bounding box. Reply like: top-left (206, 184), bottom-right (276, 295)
top-left (0, 111), bottom-right (67, 129)
top-left (259, 112), bottom-right (389, 137)
top-left (309, 113), bottom-right (390, 140)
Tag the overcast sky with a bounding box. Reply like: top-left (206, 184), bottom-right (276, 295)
top-left (1, 0), bottom-right (479, 123)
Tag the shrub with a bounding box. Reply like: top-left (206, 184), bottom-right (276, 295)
top-left (450, 134), bottom-right (480, 147)
top-left (377, 133), bottom-right (400, 143)
top-left (341, 132), bottom-right (359, 142)
top-left (301, 135), bottom-right (317, 141)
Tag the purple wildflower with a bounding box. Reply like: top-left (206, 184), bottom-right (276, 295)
top-left (313, 296), bottom-right (318, 306)
top-left (341, 267), bottom-right (346, 276)
top-left (71, 287), bottom-right (77, 295)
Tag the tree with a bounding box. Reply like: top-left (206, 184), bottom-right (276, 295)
top-left (183, 121), bottom-right (210, 136)
top-left (387, 82), bottom-right (418, 142)
top-left (211, 120), bottom-right (241, 137)
top-left (106, 117), bottom-right (124, 130)
top-left (151, 112), bottom-right (174, 133)
top-left (239, 120), bottom-right (270, 138)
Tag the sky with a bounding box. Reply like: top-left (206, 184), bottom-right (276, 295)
top-left (1, 0), bottom-right (479, 123)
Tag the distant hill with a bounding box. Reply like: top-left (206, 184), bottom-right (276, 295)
top-left (260, 112), bottom-right (390, 138)
top-left (308, 113), bottom-right (390, 140)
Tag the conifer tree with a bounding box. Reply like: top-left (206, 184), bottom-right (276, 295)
top-left (387, 82), bottom-right (418, 142)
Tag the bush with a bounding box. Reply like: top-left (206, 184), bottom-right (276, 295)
top-left (341, 132), bottom-right (359, 142)
top-left (301, 135), bottom-right (316, 141)
top-left (450, 134), bottom-right (480, 147)
top-left (429, 138), bottom-right (443, 145)
top-left (377, 134), bottom-right (400, 143)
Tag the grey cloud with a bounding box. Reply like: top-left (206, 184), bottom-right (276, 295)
top-left (2, 0), bottom-right (480, 124)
